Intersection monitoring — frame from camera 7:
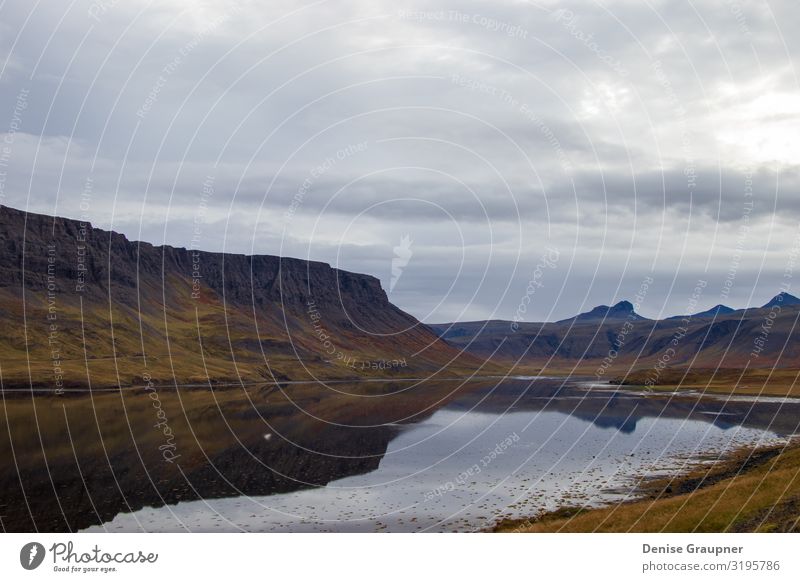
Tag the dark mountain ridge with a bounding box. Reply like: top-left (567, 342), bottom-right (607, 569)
top-left (0, 205), bottom-right (485, 389)
top-left (429, 292), bottom-right (800, 372)
top-left (667, 304), bottom-right (735, 320)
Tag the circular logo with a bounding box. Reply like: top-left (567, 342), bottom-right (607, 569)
top-left (20, 542), bottom-right (46, 570)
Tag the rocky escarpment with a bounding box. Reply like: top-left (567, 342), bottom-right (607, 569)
top-left (0, 205), bottom-right (483, 388)
top-left (0, 205), bottom-right (411, 330)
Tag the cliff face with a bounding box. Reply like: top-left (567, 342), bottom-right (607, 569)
top-left (0, 205), bottom-right (479, 388)
top-left (0, 205), bottom-right (400, 325)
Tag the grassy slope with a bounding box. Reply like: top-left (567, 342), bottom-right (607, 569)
top-left (0, 205), bottom-right (503, 390)
top-left (494, 442), bottom-right (800, 533)
top-left (609, 367), bottom-right (800, 397)
top-left (0, 279), bottom-right (496, 389)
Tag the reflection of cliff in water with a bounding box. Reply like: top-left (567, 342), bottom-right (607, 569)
top-left (0, 380), bottom-right (469, 532)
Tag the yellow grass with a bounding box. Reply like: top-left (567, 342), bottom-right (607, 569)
top-left (495, 442), bottom-right (800, 533)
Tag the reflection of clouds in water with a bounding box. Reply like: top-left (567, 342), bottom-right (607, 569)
top-left (86, 403), bottom-right (785, 532)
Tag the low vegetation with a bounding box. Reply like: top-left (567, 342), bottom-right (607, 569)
top-left (494, 441), bottom-right (800, 532)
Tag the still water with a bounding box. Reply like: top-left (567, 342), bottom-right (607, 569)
top-left (57, 378), bottom-right (800, 532)
top-left (2, 377), bottom-right (796, 532)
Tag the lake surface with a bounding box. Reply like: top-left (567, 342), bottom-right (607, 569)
top-left (2, 377), bottom-right (797, 532)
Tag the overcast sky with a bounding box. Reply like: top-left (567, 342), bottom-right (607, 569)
top-left (1, 0), bottom-right (798, 322)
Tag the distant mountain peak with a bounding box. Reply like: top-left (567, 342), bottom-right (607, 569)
top-left (699, 304), bottom-right (735, 316)
top-left (668, 304), bottom-right (735, 320)
top-left (558, 299), bottom-right (645, 323)
top-left (762, 292), bottom-right (800, 308)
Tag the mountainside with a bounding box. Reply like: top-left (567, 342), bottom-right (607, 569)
top-left (430, 293), bottom-right (800, 378)
top-left (0, 205), bottom-right (485, 389)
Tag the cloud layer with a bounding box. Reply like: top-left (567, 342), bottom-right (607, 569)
top-left (1, 0), bottom-right (798, 321)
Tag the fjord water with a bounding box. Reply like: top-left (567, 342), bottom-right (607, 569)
top-left (2, 378), bottom-right (796, 532)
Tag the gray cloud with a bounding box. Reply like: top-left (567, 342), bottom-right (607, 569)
top-left (1, 0), bottom-right (798, 321)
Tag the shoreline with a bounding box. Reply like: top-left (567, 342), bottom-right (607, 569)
top-left (492, 438), bottom-right (800, 533)
top-left (9, 372), bottom-right (800, 408)
top-left (6, 364), bottom-right (799, 396)
top-left (608, 367), bottom-right (800, 398)
top-left (0, 373), bottom-right (554, 398)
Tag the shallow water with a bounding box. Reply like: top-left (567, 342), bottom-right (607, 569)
top-left (67, 378), bottom-right (796, 533)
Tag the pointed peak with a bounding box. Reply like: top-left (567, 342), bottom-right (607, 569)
top-left (558, 299), bottom-right (645, 323)
top-left (695, 304), bottom-right (735, 317)
top-left (762, 292), bottom-right (800, 308)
